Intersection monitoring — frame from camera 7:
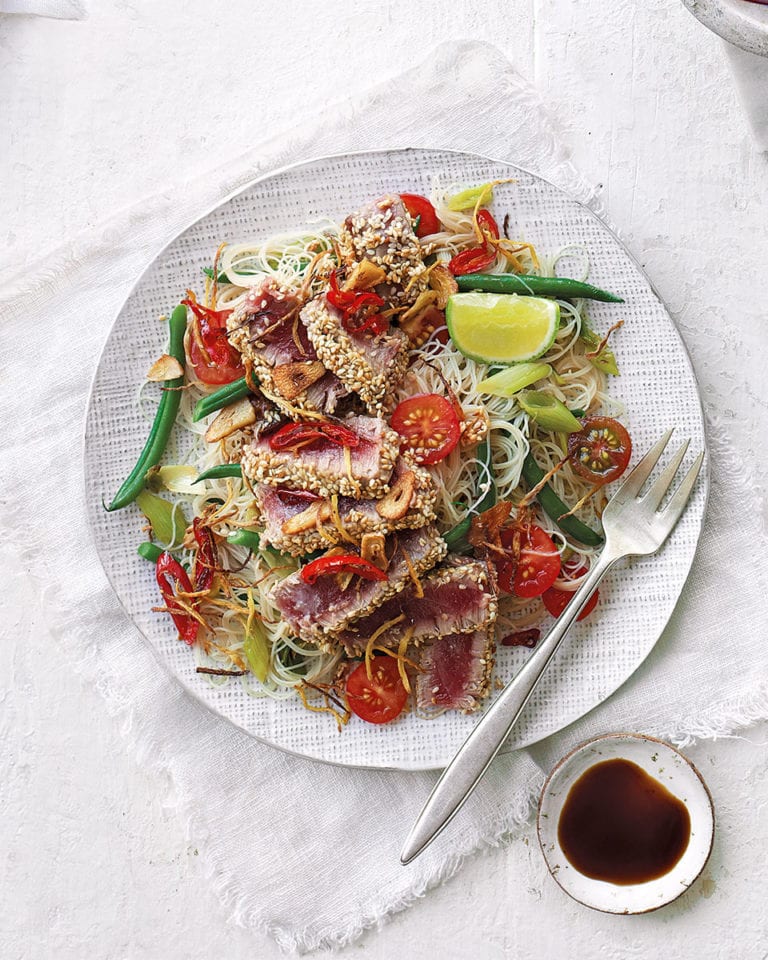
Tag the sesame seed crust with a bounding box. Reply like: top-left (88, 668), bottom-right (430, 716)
top-left (227, 279), bottom-right (347, 418)
top-left (416, 627), bottom-right (497, 715)
top-left (301, 297), bottom-right (409, 417)
top-left (332, 559), bottom-right (498, 656)
top-left (240, 417), bottom-right (401, 500)
top-left (338, 195), bottom-right (429, 307)
top-left (257, 459), bottom-right (438, 556)
top-left (280, 527), bottom-right (448, 643)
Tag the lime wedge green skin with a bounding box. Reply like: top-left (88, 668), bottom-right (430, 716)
top-left (446, 292), bottom-right (560, 364)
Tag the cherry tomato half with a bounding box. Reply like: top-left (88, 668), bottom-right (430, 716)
top-left (400, 193), bottom-right (441, 238)
top-left (542, 565), bottom-right (599, 621)
top-left (183, 300), bottom-right (244, 385)
top-left (568, 416), bottom-right (632, 484)
top-left (513, 525), bottom-right (561, 598)
top-left (390, 394), bottom-right (461, 465)
top-left (496, 525), bottom-right (561, 597)
top-left (346, 657), bottom-right (408, 724)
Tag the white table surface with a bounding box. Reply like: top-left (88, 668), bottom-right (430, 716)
top-left (3, 2), bottom-right (768, 958)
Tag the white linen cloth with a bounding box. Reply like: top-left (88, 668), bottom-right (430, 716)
top-left (724, 41), bottom-right (768, 149)
top-left (0, 0), bottom-right (85, 18)
top-left (3, 41), bottom-right (768, 953)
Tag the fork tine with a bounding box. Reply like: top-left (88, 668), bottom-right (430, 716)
top-left (643, 439), bottom-right (690, 511)
top-left (657, 451), bottom-right (705, 535)
top-left (613, 428), bottom-right (674, 502)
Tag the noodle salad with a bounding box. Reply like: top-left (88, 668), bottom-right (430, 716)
top-left (107, 181), bottom-right (631, 729)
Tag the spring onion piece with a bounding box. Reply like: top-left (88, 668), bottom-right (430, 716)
top-left (226, 529), bottom-right (261, 551)
top-left (443, 437), bottom-right (497, 552)
top-left (194, 464), bottom-right (243, 484)
top-left (137, 542), bottom-right (164, 563)
top-left (243, 619), bottom-right (271, 682)
top-left (521, 453), bottom-right (603, 546)
top-left (579, 317), bottom-right (619, 375)
top-left (135, 490), bottom-right (188, 549)
top-left (193, 377), bottom-right (252, 422)
top-left (106, 304), bottom-right (187, 511)
top-left (477, 362), bottom-right (552, 398)
top-left (518, 391), bottom-right (582, 434)
top-left (202, 266), bottom-right (229, 284)
top-left (446, 182), bottom-right (493, 212)
top-left (150, 464), bottom-right (200, 495)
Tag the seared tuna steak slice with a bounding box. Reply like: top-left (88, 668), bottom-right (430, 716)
top-left (415, 630), bottom-right (495, 714)
top-left (338, 195), bottom-right (428, 307)
top-left (255, 458), bottom-right (437, 557)
top-left (333, 559), bottom-right (496, 653)
top-left (269, 526), bottom-right (447, 641)
top-left (227, 278), bottom-right (348, 416)
top-left (241, 415), bottom-right (401, 499)
top-left (301, 297), bottom-right (409, 417)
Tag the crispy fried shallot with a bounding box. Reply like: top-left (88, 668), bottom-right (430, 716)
top-left (271, 360), bottom-right (327, 400)
top-left (204, 397), bottom-right (257, 443)
top-left (361, 532), bottom-right (387, 571)
top-left (376, 469), bottom-right (416, 521)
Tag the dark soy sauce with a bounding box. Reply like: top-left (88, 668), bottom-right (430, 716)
top-left (558, 758), bottom-right (691, 885)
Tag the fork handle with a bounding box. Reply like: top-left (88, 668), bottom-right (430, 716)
top-left (400, 547), bottom-right (620, 865)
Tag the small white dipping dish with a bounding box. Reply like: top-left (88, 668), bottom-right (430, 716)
top-left (537, 733), bottom-right (715, 914)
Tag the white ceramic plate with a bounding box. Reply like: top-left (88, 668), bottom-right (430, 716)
top-left (84, 148), bottom-right (707, 770)
top-left (537, 733), bottom-right (715, 913)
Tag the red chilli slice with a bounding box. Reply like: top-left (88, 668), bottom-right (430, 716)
top-left (326, 273), bottom-right (387, 336)
top-left (268, 421), bottom-right (360, 453)
top-left (156, 552), bottom-right (199, 645)
top-left (300, 554), bottom-right (388, 585)
top-left (192, 518), bottom-right (217, 593)
top-left (400, 193), bottom-right (441, 237)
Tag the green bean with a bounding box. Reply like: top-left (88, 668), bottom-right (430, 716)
top-left (442, 517), bottom-right (473, 553)
top-left (521, 452), bottom-right (603, 546)
top-left (192, 377), bottom-right (252, 422)
top-left (473, 437), bottom-right (498, 514)
top-left (456, 273), bottom-right (623, 303)
top-left (443, 438), bottom-right (496, 553)
top-left (226, 529), bottom-right (261, 551)
top-left (194, 464), bottom-right (243, 484)
top-left (137, 542), bottom-right (164, 563)
top-left (106, 304), bottom-right (187, 511)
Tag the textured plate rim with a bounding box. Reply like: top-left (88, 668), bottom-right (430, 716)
top-left (536, 732), bottom-right (716, 913)
top-left (83, 146), bottom-right (710, 772)
top-left (681, 0), bottom-right (768, 57)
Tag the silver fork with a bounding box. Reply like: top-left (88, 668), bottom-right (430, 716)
top-left (400, 430), bottom-right (705, 865)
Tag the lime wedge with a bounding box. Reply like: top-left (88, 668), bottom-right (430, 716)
top-left (446, 292), bottom-right (560, 364)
